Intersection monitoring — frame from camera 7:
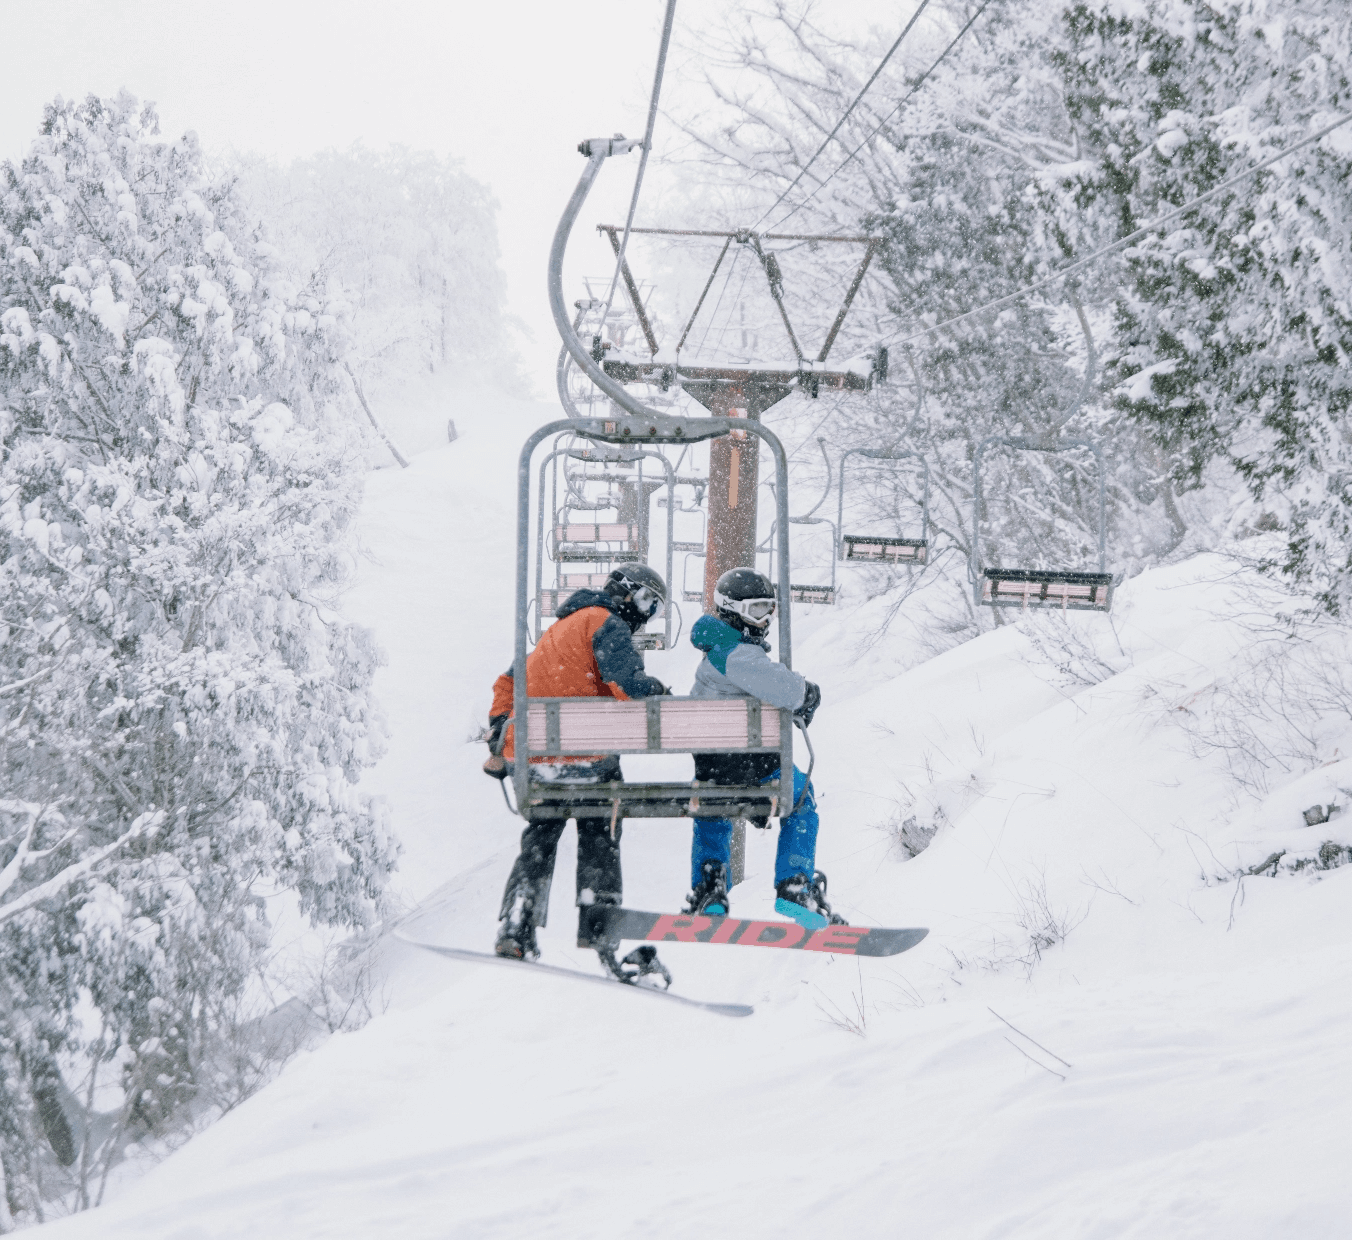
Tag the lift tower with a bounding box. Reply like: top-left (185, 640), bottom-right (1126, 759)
top-left (597, 225), bottom-right (887, 608)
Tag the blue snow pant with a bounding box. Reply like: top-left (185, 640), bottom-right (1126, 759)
top-left (690, 765), bottom-right (818, 888)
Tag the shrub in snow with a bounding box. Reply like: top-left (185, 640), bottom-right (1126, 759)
top-left (0, 92), bottom-right (397, 1219)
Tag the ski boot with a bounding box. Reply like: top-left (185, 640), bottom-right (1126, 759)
top-left (597, 944), bottom-right (673, 990)
top-left (685, 860), bottom-right (731, 916)
top-left (774, 870), bottom-right (848, 931)
top-left (494, 889), bottom-right (540, 961)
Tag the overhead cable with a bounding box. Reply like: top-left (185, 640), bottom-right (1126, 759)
top-left (601, 0), bottom-right (679, 332)
top-left (769, 0), bottom-right (995, 232)
top-left (751, 0), bottom-right (933, 232)
top-left (886, 111), bottom-right (1352, 349)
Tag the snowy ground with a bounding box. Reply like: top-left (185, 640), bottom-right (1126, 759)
top-left (36, 393), bottom-right (1352, 1239)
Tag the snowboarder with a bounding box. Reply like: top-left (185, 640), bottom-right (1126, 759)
top-left (485, 563), bottom-right (670, 965)
top-left (684, 568), bottom-right (845, 929)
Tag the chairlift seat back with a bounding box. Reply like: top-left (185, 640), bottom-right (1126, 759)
top-left (522, 696), bottom-right (793, 820)
top-left (553, 520), bottom-right (639, 561)
top-left (981, 569), bottom-right (1113, 612)
top-left (789, 584), bottom-right (836, 605)
top-left (538, 574), bottom-right (613, 618)
top-left (842, 534), bottom-right (926, 563)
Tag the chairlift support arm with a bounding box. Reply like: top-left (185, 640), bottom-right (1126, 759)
top-left (599, 225), bottom-right (661, 356)
top-left (818, 239), bottom-right (880, 363)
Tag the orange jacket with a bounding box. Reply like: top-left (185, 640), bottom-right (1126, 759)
top-left (490, 589), bottom-right (665, 760)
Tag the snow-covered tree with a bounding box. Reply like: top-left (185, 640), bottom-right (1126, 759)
top-left (233, 145), bottom-right (525, 395)
top-left (663, 2), bottom-right (1189, 631)
top-left (0, 93), bottom-right (397, 1221)
top-left (1055, 0), bottom-right (1352, 611)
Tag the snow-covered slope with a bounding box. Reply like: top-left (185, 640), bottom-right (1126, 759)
top-left (36, 395), bottom-right (1352, 1239)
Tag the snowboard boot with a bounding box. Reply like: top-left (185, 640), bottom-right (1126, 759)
top-left (494, 888), bottom-right (541, 961)
top-left (774, 870), bottom-right (848, 931)
top-left (597, 944), bottom-right (673, 990)
top-left (685, 860), bottom-right (731, 917)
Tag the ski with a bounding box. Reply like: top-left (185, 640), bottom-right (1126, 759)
top-left (396, 936), bottom-right (754, 1018)
top-left (584, 907), bottom-right (928, 957)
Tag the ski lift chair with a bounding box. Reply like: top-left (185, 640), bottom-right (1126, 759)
top-left (761, 516), bottom-right (837, 605)
top-left (656, 495), bottom-right (706, 554)
top-left (838, 448), bottom-right (930, 564)
top-left (681, 553), bottom-right (706, 604)
top-left (972, 436), bottom-right (1114, 612)
top-left (533, 442), bottom-right (678, 649)
top-left (512, 412), bottom-right (799, 827)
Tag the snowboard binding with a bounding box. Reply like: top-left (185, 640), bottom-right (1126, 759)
top-left (596, 944), bottom-right (673, 990)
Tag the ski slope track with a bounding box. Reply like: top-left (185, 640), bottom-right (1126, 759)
top-left (38, 394), bottom-right (1352, 1239)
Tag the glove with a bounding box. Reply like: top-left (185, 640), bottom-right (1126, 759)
top-left (486, 714), bottom-right (509, 754)
top-left (482, 754), bottom-right (508, 781)
top-left (794, 680), bottom-right (821, 727)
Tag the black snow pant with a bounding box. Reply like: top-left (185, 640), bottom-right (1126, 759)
top-left (497, 817), bottom-right (623, 927)
top-left (497, 757), bottom-right (624, 942)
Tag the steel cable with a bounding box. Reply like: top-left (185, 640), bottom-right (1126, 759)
top-left (750, 0), bottom-right (933, 232)
top-left (768, 0), bottom-right (995, 233)
top-left (600, 0), bottom-right (679, 335)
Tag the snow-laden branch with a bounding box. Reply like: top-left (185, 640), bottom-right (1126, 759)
top-left (0, 809), bottom-right (162, 927)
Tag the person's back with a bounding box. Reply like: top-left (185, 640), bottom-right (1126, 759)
top-left (489, 586), bottom-right (665, 762)
top-left (684, 568), bottom-right (841, 930)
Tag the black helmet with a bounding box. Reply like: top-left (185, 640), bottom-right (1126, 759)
top-left (713, 567), bottom-right (776, 632)
top-left (606, 563), bottom-right (668, 631)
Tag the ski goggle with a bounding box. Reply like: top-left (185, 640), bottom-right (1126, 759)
top-left (715, 591), bottom-right (776, 625)
top-left (631, 584), bottom-right (665, 620)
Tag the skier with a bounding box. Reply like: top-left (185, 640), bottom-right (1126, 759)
top-left (684, 568), bottom-right (845, 929)
top-left (484, 563), bottom-right (670, 969)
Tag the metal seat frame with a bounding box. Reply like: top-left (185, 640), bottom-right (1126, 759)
top-left (838, 448), bottom-right (930, 565)
top-left (532, 437), bottom-right (677, 648)
top-left (971, 436), bottom-right (1113, 612)
top-left (514, 418), bottom-right (795, 822)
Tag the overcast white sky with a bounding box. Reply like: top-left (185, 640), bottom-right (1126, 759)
top-left (1, 1), bottom-right (899, 393)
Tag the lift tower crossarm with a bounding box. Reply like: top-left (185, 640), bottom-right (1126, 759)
top-left (598, 225), bottom-right (661, 356)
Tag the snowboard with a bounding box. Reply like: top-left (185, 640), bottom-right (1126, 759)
top-left (396, 936), bottom-right (754, 1018)
top-left (584, 907), bottom-right (929, 957)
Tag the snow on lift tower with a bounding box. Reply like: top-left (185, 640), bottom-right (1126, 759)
top-left (971, 436), bottom-right (1114, 612)
top-left (521, 133), bottom-right (803, 835)
top-left (838, 448), bottom-right (930, 564)
top-left (596, 221), bottom-right (888, 611)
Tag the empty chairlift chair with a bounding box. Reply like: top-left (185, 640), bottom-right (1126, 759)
top-left (838, 448), bottom-right (930, 565)
top-left (972, 436), bottom-right (1114, 612)
top-left (788, 514), bottom-right (838, 605)
top-left (532, 441), bottom-right (677, 649)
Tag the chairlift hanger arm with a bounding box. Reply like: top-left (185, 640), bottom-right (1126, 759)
top-left (970, 435), bottom-right (1107, 583)
top-left (837, 447), bottom-right (931, 557)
